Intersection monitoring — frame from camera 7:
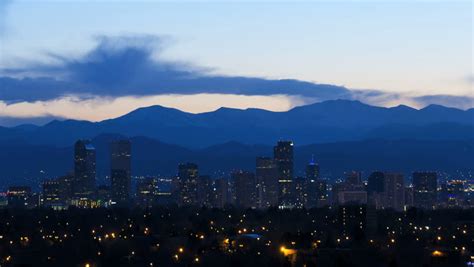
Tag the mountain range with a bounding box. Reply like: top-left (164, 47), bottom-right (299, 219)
top-left (1, 99), bottom-right (473, 148)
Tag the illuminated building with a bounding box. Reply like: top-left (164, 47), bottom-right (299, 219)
top-left (210, 178), bottom-right (229, 208)
top-left (136, 178), bottom-right (158, 207)
top-left (197, 175), bottom-right (212, 207)
top-left (412, 172), bottom-right (437, 209)
top-left (110, 140), bottom-right (131, 205)
top-left (305, 156), bottom-right (324, 208)
top-left (7, 186), bottom-right (34, 209)
top-left (293, 177), bottom-right (306, 208)
top-left (177, 163), bottom-right (199, 206)
top-left (232, 170), bottom-right (257, 208)
top-left (338, 205), bottom-right (366, 234)
top-left (274, 141), bottom-right (294, 208)
top-left (42, 179), bottom-right (67, 210)
top-left (256, 157), bottom-right (279, 208)
top-left (73, 140), bottom-right (96, 197)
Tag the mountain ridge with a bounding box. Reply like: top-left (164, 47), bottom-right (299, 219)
top-left (0, 99), bottom-right (472, 148)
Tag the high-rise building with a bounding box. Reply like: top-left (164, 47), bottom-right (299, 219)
top-left (232, 170), bottom-right (257, 208)
top-left (367, 171), bottom-right (385, 208)
top-left (177, 163), bottom-right (199, 206)
top-left (367, 172), bottom-right (385, 196)
top-left (293, 177), bottom-right (306, 208)
top-left (210, 178), bottom-right (229, 209)
top-left (197, 175), bottom-right (212, 207)
top-left (412, 172), bottom-right (437, 210)
top-left (383, 173), bottom-right (405, 211)
top-left (274, 141), bottom-right (294, 208)
top-left (73, 140), bottom-right (96, 196)
top-left (110, 140), bottom-right (131, 204)
top-left (305, 157), bottom-right (325, 208)
top-left (256, 157), bottom-right (279, 208)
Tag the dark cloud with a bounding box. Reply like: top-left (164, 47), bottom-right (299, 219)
top-left (0, 35), bottom-right (352, 102)
top-left (414, 95), bottom-right (474, 110)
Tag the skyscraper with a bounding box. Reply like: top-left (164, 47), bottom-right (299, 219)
top-left (305, 157), bottom-right (323, 208)
top-left (367, 171), bottom-right (385, 208)
top-left (274, 141), bottom-right (294, 208)
top-left (412, 172), bottom-right (437, 209)
top-left (232, 170), bottom-right (257, 209)
top-left (256, 157), bottom-right (279, 208)
top-left (383, 172), bottom-right (405, 211)
top-left (110, 140), bottom-right (131, 205)
top-left (73, 140), bottom-right (96, 196)
top-left (177, 162), bottom-right (199, 206)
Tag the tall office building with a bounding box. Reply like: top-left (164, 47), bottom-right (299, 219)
top-left (232, 170), bottom-right (257, 208)
top-left (197, 175), bottom-right (212, 207)
top-left (305, 157), bottom-right (322, 208)
top-left (383, 172), bottom-right (405, 211)
top-left (73, 140), bottom-right (96, 196)
top-left (367, 172), bottom-right (385, 196)
top-left (110, 140), bottom-right (131, 204)
top-left (210, 178), bottom-right (229, 209)
top-left (177, 163), bottom-right (199, 206)
top-left (274, 141), bottom-right (294, 208)
top-left (367, 171), bottom-right (385, 208)
top-left (412, 172), bottom-right (437, 209)
top-left (256, 157), bottom-right (279, 208)
top-left (294, 177), bottom-right (307, 208)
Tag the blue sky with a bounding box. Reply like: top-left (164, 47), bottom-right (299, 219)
top-left (0, 0), bottom-right (472, 124)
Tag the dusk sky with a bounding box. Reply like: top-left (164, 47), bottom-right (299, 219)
top-left (0, 0), bottom-right (472, 124)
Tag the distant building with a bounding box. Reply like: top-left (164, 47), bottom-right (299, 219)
top-left (73, 140), bottom-right (96, 197)
top-left (439, 180), bottom-right (466, 208)
top-left (256, 157), bottom-right (279, 208)
top-left (338, 205), bottom-right (366, 235)
top-left (305, 157), bottom-right (321, 208)
top-left (197, 175), bottom-right (212, 207)
top-left (7, 186), bottom-right (34, 209)
top-left (345, 171), bottom-right (362, 187)
top-left (383, 173), bottom-right (405, 211)
top-left (136, 178), bottom-right (158, 208)
top-left (210, 178), bottom-right (229, 208)
top-left (367, 172), bottom-right (385, 196)
top-left (367, 171), bottom-right (385, 208)
top-left (42, 179), bottom-right (67, 210)
top-left (232, 170), bottom-right (257, 209)
top-left (337, 190), bottom-right (367, 205)
top-left (274, 141), bottom-right (294, 208)
top-left (293, 177), bottom-right (307, 208)
top-left (412, 172), bottom-right (437, 210)
top-left (333, 171), bottom-right (366, 206)
top-left (177, 163), bottom-right (199, 206)
top-left (110, 140), bottom-right (131, 205)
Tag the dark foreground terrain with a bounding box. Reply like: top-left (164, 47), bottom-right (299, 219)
top-left (0, 206), bottom-right (472, 267)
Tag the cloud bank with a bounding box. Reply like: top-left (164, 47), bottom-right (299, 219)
top-left (1, 35), bottom-right (472, 125)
